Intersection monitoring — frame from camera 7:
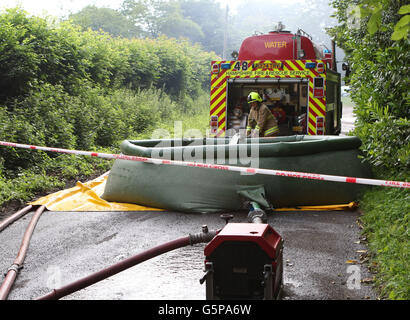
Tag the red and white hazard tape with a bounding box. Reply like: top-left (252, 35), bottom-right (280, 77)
top-left (0, 140), bottom-right (409, 189)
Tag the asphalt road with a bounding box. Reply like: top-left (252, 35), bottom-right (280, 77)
top-left (0, 208), bottom-right (376, 300)
top-left (341, 96), bottom-right (356, 136)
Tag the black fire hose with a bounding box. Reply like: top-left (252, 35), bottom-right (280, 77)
top-left (37, 227), bottom-right (219, 300)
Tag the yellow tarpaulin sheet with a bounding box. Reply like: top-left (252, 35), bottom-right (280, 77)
top-left (30, 172), bottom-right (358, 212)
top-left (30, 172), bottom-right (164, 212)
top-left (272, 202), bottom-right (357, 211)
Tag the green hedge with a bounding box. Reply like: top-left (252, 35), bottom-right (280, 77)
top-left (0, 7), bottom-right (216, 207)
top-left (329, 0), bottom-right (409, 300)
top-left (0, 8), bottom-right (216, 103)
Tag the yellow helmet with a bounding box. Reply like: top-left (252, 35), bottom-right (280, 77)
top-left (247, 92), bottom-right (262, 104)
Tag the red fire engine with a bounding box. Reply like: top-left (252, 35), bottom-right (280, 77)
top-left (210, 23), bottom-right (342, 137)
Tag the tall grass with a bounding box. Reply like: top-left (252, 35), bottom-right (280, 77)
top-left (359, 186), bottom-right (410, 299)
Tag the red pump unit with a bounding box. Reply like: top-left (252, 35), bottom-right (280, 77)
top-left (202, 222), bottom-right (283, 300)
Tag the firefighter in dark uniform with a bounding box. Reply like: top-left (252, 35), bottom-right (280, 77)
top-left (246, 92), bottom-right (279, 137)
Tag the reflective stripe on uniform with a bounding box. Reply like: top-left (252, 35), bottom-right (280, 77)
top-left (264, 126), bottom-right (279, 136)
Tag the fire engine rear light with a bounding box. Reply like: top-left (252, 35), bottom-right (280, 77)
top-left (324, 49), bottom-right (332, 59)
top-left (313, 77), bottom-right (324, 98)
top-left (316, 117), bottom-right (325, 134)
top-left (317, 62), bottom-right (325, 73)
top-left (212, 64), bottom-right (220, 74)
top-left (210, 115), bottom-right (219, 134)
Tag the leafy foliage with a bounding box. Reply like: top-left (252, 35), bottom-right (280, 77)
top-left (328, 0), bottom-right (409, 176)
top-left (69, 5), bottom-right (142, 38)
top-left (0, 7), bottom-right (216, 207)
top-left (329, 0), bottom-right (409, 300)
top-left (119, 0), bottom-right (225, 53)
top-left (355, 0), bottom-right (410, 40)
top-left (67, 0), bottom-right (349, 60)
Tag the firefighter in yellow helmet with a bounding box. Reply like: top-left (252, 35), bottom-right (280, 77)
top-left (246, 92), bottom-right (279, 137)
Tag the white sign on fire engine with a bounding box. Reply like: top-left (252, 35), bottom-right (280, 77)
top-left (226, 70), bottom-right (310, 77)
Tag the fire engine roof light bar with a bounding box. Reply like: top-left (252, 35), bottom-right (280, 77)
top-left (227, 78), bottom-right (309, 84)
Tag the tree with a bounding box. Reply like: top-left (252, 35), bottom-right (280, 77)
top-left (179, 0), bottom-right (225, 54)
top-left (69, 5), bottom-right (142, 38)
top-left (328, 0), bottom-right (409, 175)
top-left (120, 0), bottom-right (166, 37)
top-left (154, 0), bottom-right (204, 42)
top-left (120, 0), bottom-right (224, 54)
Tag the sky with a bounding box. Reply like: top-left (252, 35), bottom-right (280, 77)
top-left (0, 0), bottom-right (307, 17)
top-left (0, 0), bottom-right (124, 17)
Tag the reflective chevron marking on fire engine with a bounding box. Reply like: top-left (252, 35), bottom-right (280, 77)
top-left (308, 91), bottom-right (327, 135)
top-left (1, 140), bottom-right (409, 189)
top-left (282, 60), bottom-right (326, 135)
top-left (297, 60), bottom-right (326, 135)
top-left (210, 61), bottom-right (228, 136)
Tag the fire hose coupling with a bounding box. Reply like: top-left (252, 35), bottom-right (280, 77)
top-left (4, 263), bottom-right (22, 276)
top-left (248, 201), bottom-right (267, 224)
top-left (189, 226), bottom-right (219, 245)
